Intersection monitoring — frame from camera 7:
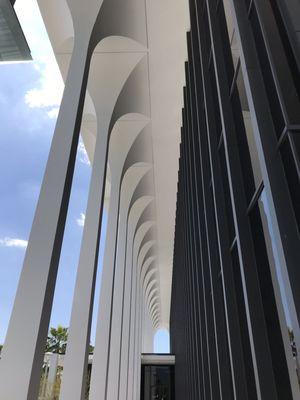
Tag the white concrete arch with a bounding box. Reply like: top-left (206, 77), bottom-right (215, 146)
top-left (127, 212), bottom-right (157, 400)
top-left (150, 309), bottom-right (161, 330)
top-left (141, 255), bottom-right (156, 276)
top-left (37, 0), bottom-right (74, 53)
top-left (61, 44), bottom-right (152, 397)
top-left (140, 246), bottom-right (160, 309)
top-left (88, 52), bottom-right (146, 137)
top-left (151, 312), bottom-right (161, 330)
top-left (119, 225), bottom-right (156, 400)
top-left (151, 302), bottom-right (160, 317)
top-left (0, 2), bottom-right (104, 397)
top-left (134, 200), bottom-right (156, 230)
top-left (33, 0), bottom-right (191, 342)
top-left (149, 295), bottom-right (160, 320)
top-left (0, 1), bottom-right (192, 399)
top-left (144, 271), bottom-right (158, 295)
top-left (149, 293), bottom-right (160, 316)
top-left (119, 206), bottom-right (156, 399)
top-left (141, 265), bottom-right (158, 350)
top-left (137, 225), bottom-right (157, 262)
top-left (60, 121), bottom-right (150, 399)
top-left (153, 305), bottom-right (160, 318)
top-left (109, 55), bottom-right (150, 133)
top-left (89, 64), bottom-right (153, 397)
top-left (94, 35), bottom-right (146, 53)
top-left (153, 317), bottom-right (160, 330)
top-left (133, 250), bottom-right (159, 400)
top-left (142, 262), bottom-right (157, 294)
top-left (123, 125), bottom-right (154, 175)
top-left (130, 210), bottom-right (160, 400)
top-left (151, 299), bottom-right (160, 315)
top-left (105, 194), bottom-right (155, 400)
top-left (52, 37), bottom-right (149, 165)
top-left (91, 0), bottom-right (148, 50)
top-left (132, 221), bottom-right (157, 355)
top-left (137, 241), bottom-right (156, 275)
top-left (89, 167), bottom-right (153, 400)
top-left (152, 306), bottom-right (160, 320)
top-left (139, 242), bottom-right (156, 267)
top-left (148, 289), bottom-right (159, 312)
top-left (132, 222), bottom-right (156, 264)
top-left (153, 311), bottom-right (160, 323)
top-left (140, 254), bottom-right (160, 321)
top-left (145, 278), bottom-right (159, 307)
top-left (152, 311), bottom-right (160, 328)
top-left (140, 251), bottom-right (156, 274)
top-left (141, 253), bottom-right (156, 278)
top-left (140, 257), bottom-right (157, 295)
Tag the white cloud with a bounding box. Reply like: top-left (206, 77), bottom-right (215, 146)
top-left (0, 237), bottom-right (28, 249)
top-left (15, 0), bottom-right (64, 119)
top-left (76, 213), bottom-right (85, 227)
top-left (24, 60), bottom-right (63, 111)
top-left (78, 140), bottom-right (90, 165)
top-left (47, 107), bottom-right (60, 119)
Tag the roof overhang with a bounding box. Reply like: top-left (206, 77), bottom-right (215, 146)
top-left (0, 0), bottom-right (31, 62)
top-left (141, 354), bottom-right (175, 365)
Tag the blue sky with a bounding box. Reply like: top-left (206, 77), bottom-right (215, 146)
top-left (0, 0), bottom-right (169, 352)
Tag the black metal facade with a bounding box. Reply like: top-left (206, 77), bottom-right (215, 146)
top-left (170, 0), bottom-right (300, 399)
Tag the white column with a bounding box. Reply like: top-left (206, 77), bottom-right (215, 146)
top-left (119, 221), bottom-right (155, 399)
top-left (136, 244), bottom-right (160, 398)
top-left (127, 240), bottom-right (155, 400)
top-left (134, 256), bottom-right (158, 400)
top-left (88, 53), bottom-right (149, 400)
top-left (107, 194), bottom-right (153, 400)
top-left (60, 51), bottom-right (145, 400)
top-left (59, 128), bottom-right (109, 400)
top-left (91, 166), bottom-right (151, 400)
top-left (0, 36), bottom-right (92, 400)
top-left (88, 178), bottom-right (120, 400)
top-left (133, 269), bottom-right (144, 400)
top-left (144, 311), bottom-right (154, 353)
top-left (133, 260), bottom-right (155, 400)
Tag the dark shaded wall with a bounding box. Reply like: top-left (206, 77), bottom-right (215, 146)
top-left (170, 0), bottom-right (300, 399)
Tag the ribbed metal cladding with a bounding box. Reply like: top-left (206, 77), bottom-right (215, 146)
top-left (170, 0), bottom-right (300, 399)
top-left (0, 0), bottom-right (31, 61)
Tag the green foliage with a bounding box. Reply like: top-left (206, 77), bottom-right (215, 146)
top-left (89, 344), bottom-right (94, 354)
top-left (0, 344), bottom-right (3, 353)
top-left (45, 325), bottom-right (94, 355)
top-left (46, 325), bottom-right (68, 354)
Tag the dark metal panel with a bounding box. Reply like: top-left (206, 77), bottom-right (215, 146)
top-left (0, 0), bottom-right (31, 61)
top-left (204, 0), bottom-right (280, 397)
top-left (191, 1), bottom-right (254, 397)
top-left (183, 95), bottom-right (214, 397)
top-left (228, 0), bottom-right (300, 339)
top-left (186, 56), bottom-right (225, 400)
top-left (187, 26), bottom-right (235, 400)
top-left (169, 1), bottom-right (299, 399)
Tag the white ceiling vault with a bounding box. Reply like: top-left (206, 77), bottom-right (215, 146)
top-left (37, 0), bottom-right (190, 329)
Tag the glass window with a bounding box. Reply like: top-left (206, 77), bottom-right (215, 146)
top-left (141, 365), bottom-right (174, 400)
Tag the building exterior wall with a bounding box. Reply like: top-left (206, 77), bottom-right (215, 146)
top-left (0, 1), bottom-right (168, 399)
top-left (1, 0), bottom-right (299, 398)
top-left (170, 0), bottom-right (300, 398)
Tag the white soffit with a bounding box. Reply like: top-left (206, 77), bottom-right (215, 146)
top-left (145, 0), bottom-right (189, 328)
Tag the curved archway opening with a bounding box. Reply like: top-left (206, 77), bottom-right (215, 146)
top-left (154, 329), bottom-right (170, 354)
